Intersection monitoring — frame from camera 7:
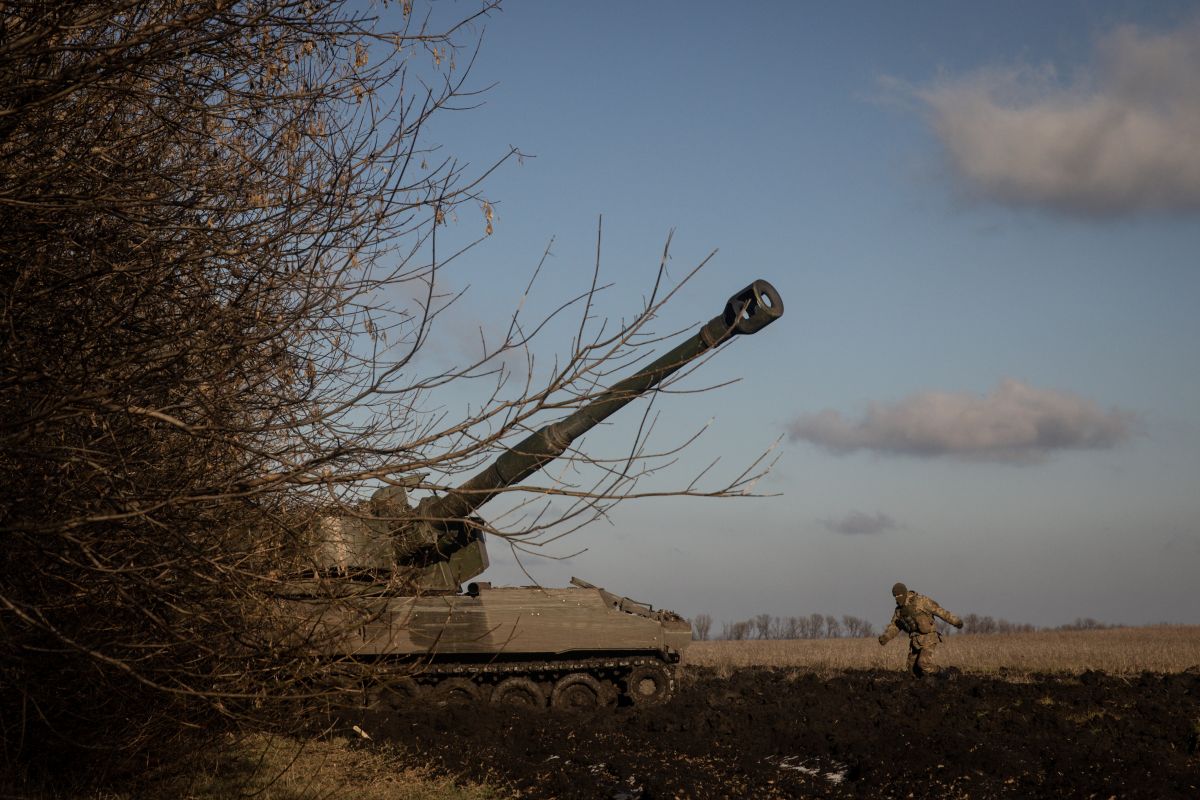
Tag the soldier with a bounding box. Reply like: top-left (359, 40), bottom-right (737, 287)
top-left (878, 582), bottom-right (963, 677)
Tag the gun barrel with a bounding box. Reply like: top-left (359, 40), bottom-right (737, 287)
top-left (420, 279), bottom-right (784, 524)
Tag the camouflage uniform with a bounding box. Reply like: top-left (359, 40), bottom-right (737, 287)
top-left (878, 587), bottom-right (963, 677)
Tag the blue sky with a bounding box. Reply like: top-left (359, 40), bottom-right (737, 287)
top-left (380, 1), bottom-right (1200, 629)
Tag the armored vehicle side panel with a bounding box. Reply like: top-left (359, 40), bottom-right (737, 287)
top-left (292, 582), bottom-right (691, 660)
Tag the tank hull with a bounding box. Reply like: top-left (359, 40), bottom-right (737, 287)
top-left (340, 586), bottom-right (689, 658)
top-left (283, 580), bottom-right (690, 709)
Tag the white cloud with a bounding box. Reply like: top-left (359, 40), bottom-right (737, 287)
top-left (788, 379), bottom-right (1133, 463)
top-left (820, 511), bottom-right (898, 536)
top-left (918, 18), bottom-right (1200, 215)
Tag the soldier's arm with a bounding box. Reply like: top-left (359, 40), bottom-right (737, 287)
top-left (877, 610), bottom-right (901, 645)
top-left (932, 600), bottom-right (963, 629)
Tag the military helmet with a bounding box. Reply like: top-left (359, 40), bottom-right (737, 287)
top-left (891, 582), bottom-right (908, 598)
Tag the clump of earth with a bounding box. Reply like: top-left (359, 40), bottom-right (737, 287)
top-left (351, 667), bottom-right (1200, 798)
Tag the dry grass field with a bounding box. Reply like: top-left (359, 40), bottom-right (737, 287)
top-left (77, 735), bottom-right (501, 800)
top-left (685, 625), bottom-right (1200, 676)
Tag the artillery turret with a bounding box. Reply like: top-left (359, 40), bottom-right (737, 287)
top-left (298, 280), bottom-right (784, 710)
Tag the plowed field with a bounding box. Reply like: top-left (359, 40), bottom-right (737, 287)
top-left (359, 667), bottom-right (1200, 799)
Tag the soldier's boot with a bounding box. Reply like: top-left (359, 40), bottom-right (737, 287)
top-left (929, 666), bottom-right (961, 683)
top-left (912, 663), bottom-right (936, 679)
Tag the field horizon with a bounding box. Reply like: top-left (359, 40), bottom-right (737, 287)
top-left (685, 624), bottom-right (1200, 676)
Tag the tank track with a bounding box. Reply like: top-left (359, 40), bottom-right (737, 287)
top-left (416, 653), bottom-right (668, 678)
top-left (363, 654), bottom-right (678, 709)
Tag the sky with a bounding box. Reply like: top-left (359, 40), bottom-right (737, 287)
top-left (374, 1), bottom-right (1200, 629)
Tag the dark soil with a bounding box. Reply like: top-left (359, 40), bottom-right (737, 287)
top-left (357, 668), bottom-right (1200, 799)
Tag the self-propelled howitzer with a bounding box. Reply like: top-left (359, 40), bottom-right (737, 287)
top-left (301, 280), bottom-right (783, 710)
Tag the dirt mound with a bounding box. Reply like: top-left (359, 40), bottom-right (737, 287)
top-left (354, 668), bottom-right (1200, 798)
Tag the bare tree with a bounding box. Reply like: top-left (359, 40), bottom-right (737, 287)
top-left (721, 620), bottom-right (752, 641)
top-left (0, 1), bottom-right (777, 785)
top-left (692, 613), bottom-right (713, 641)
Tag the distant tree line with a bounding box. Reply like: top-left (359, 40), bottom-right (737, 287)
top-left (692, 612), bottom-right (1119, 640)
top-left (690, 613), bottom-right (876, 641)
top-left (1055, 617), bottom-right (1118, 631)
top-left (959, 613), bottom-right (1035, 635)
top-left (956, 614), bottom-right (1117, 635)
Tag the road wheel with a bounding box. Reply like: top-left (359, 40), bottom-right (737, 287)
top-left (625, 662), bottom-right (674, 706)
top-left (366, 677), bottom-right (421, 713)
top-left (550, 673), bottom-right (607, 711)
top-left (432, 677), bottom-right (483, 706)
top-left (490, 676), bottom-right (546, 708)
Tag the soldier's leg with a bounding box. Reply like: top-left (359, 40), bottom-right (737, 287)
top-left (915, 640), bottom-right (940, 676)
top-left (906, 639), bottom-right (920, 677)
